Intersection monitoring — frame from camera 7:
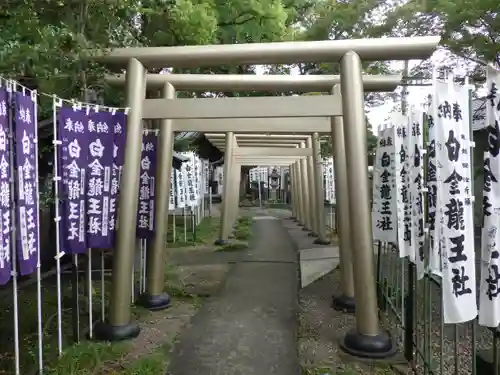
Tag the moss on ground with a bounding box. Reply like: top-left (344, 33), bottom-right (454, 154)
top-left (216, 216), bottom-right (254, 252)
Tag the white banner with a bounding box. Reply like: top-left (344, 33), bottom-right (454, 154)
top-left (322, 157), bottom-right (335, 203)
top-left (372, 125), bottom-right (397, 243)
top-left (259, 167), bottom-right (268, 187)
top-left (479, 67), bottom-right (500, 327)
top-left (184, 152), bottom-right (197, 207)
top-left (216, 166), bottom-right (223, 195)
top-left (196, 157), bottom-right (202, 203)
top-left (169, 168), bottom-right (175, 210)
top-left (176, 163), bottom-right (187, 209)
top-left (393, 113), bottom-right (409, 257)
top-left (201, 159), bottom-right (209, 195)
top-left (427, 102), bottom-right (441, 277)
top-left (409, 108), bottom-right (425, 278)
top-left (249, 167), bottom-right (257, 182)
top-left (434, 78), bottom-right (476, 324)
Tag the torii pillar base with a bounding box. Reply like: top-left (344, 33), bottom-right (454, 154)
top-left (313, 238), bottom-right (331, 245)
top-left (137, 293), bottom-right (171, 311)
top-left (340, 329), bottom-right (396, 359)
top-left (332, 294), bottom-right (355, 314)
top-left (93, 320), bottom-right (140, 342)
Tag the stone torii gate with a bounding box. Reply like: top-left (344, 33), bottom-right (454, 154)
top-left (92, 35), bottom-right (440, 359)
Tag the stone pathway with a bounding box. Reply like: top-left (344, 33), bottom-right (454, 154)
top-left (167, 215), bottom-right (300, 375)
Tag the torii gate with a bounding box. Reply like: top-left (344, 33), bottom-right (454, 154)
top-left (91, 35), bottom-right (440, 359)
top-left (206, 134), bottom-right (330, 245)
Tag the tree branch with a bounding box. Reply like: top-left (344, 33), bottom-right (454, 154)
top-left (218, 11), bottom-right (275, 28)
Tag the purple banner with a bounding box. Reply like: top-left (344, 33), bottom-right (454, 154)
top-left (59, 106), bottom-right (88, 254)
top-left (136, 133), bottom-right (157, 239)
top-left (0, 87), bottom-right (12, 284)
top-left (14, 91), bottom-right (39, 275)
top-left (109, 111), bottom-right (126, 240)
top-left (86, 109), bottom-right (114, 248)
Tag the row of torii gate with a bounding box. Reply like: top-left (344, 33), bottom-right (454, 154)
top-left (206, 132), bottom-right (332, 244)
top-left (92, 36), bottom-right (440, 359)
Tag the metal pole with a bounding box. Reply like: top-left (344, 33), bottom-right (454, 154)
top-left (300, 143), bottom-right (311, 232)
top-left (297, 144), bottom-right (306, 226)
top-left (289, 164), bottom-right (295, 219)
top-left (232, 163), bottom-right (241, 226)
top-left (339, 51), bottom-right (394, 358)
top-left (139, 82), bottom-right (175, 311)
top-left (257, 168), bottom-right (263, 208)
top-left (296, 160), bottom-right (303, 224)
top-left (208, 165), bottom-right (213, 217)
top-left (95, 58), bottom-right (145, 341)
top-left (215, 132), bottom-right (234, 245)
top-left (312, 133), bottom-right (330, 245)
top-left (330, 85), bottom-right (355, 312)
top-left (292, 163), bottom-right (298, 220)
top-left (306, 136), bottom-right (318, 237)
top-left (228, 158), bottom-right (240, 232)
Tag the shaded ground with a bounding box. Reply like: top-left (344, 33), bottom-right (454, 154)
top-left (273, 211), bottom-right (406, 375)
top-left (0, 210), bottom-right (254, 375)
top-left (167, 216), bottom-right (300, 375)
top-left (299, 270), bottom-right (405, 375)
top-left (377, 243), bottom-right (495, 375)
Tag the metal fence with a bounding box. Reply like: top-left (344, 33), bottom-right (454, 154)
top-left (1, 195), bottom-right (209, 375)
top-left (375, 240), bottom-right (498, 375)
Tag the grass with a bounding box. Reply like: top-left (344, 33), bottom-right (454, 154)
top-left (0, 215), bottom-right (241, 374)
top-left (44, 342), bottom-right (129, 375)
top-left (109, 342), bottom-right (173, 375)
top-left (0, 272), bottom-right (107, 375)
top-left (166, 216), bottom-right (220, 247)
top-left (301, 364), bottom-right (396, 375)
top-left (0, 244), bottom-right (202, 375)
top-left (41, 262), bottom-right (199, 375)
top-left (216, 216), bottom-right (254, 252)
top-left (44, 338), bottom-right (175, 375)
top-left (264, 202), bottom-right (291, 209)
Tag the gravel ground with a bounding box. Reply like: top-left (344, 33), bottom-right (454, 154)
top-left (377, 243), bottom-right (496, 375)
top-left (299, 269), bottom-right (405, 375)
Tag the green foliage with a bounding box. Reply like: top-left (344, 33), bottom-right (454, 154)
top-left (166, 216), bottom-right (220, 246)
top-left (3, 0), bottom-right (494, 161)
top-left (377, 0), bottom-right (499, 69)
top-left (0, 0), bottom-right (301, 113)
top-left (217, 242), bottom-right (249, 251)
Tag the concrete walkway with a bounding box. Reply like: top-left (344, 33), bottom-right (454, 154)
top-left (167, 216), bottom-right (299, 375)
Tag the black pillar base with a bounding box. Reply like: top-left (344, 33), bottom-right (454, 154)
top-left (214, 239), bottom-right (230, 246)
top-left (340, 329), bottom-right (396, 359)
top-left (93, 320), bottom-right (140, 342)
top-left (313, 238), bottom-right (331, 245)
top-left (302, 227), bottom-right (310, 232)
top-left (307, 232), bottom-right (318, 237)
top-left (332, 294), bottom-right (355, 313)
top-left (137, 293), bottom-right (171, 311)
top-left (477, 348), bottom-right (500, 374)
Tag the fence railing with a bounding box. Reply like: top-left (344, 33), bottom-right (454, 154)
top-left (1, 198), bottom-right (210, 375)
top-left (375, 240), bottom-right (498, 375)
